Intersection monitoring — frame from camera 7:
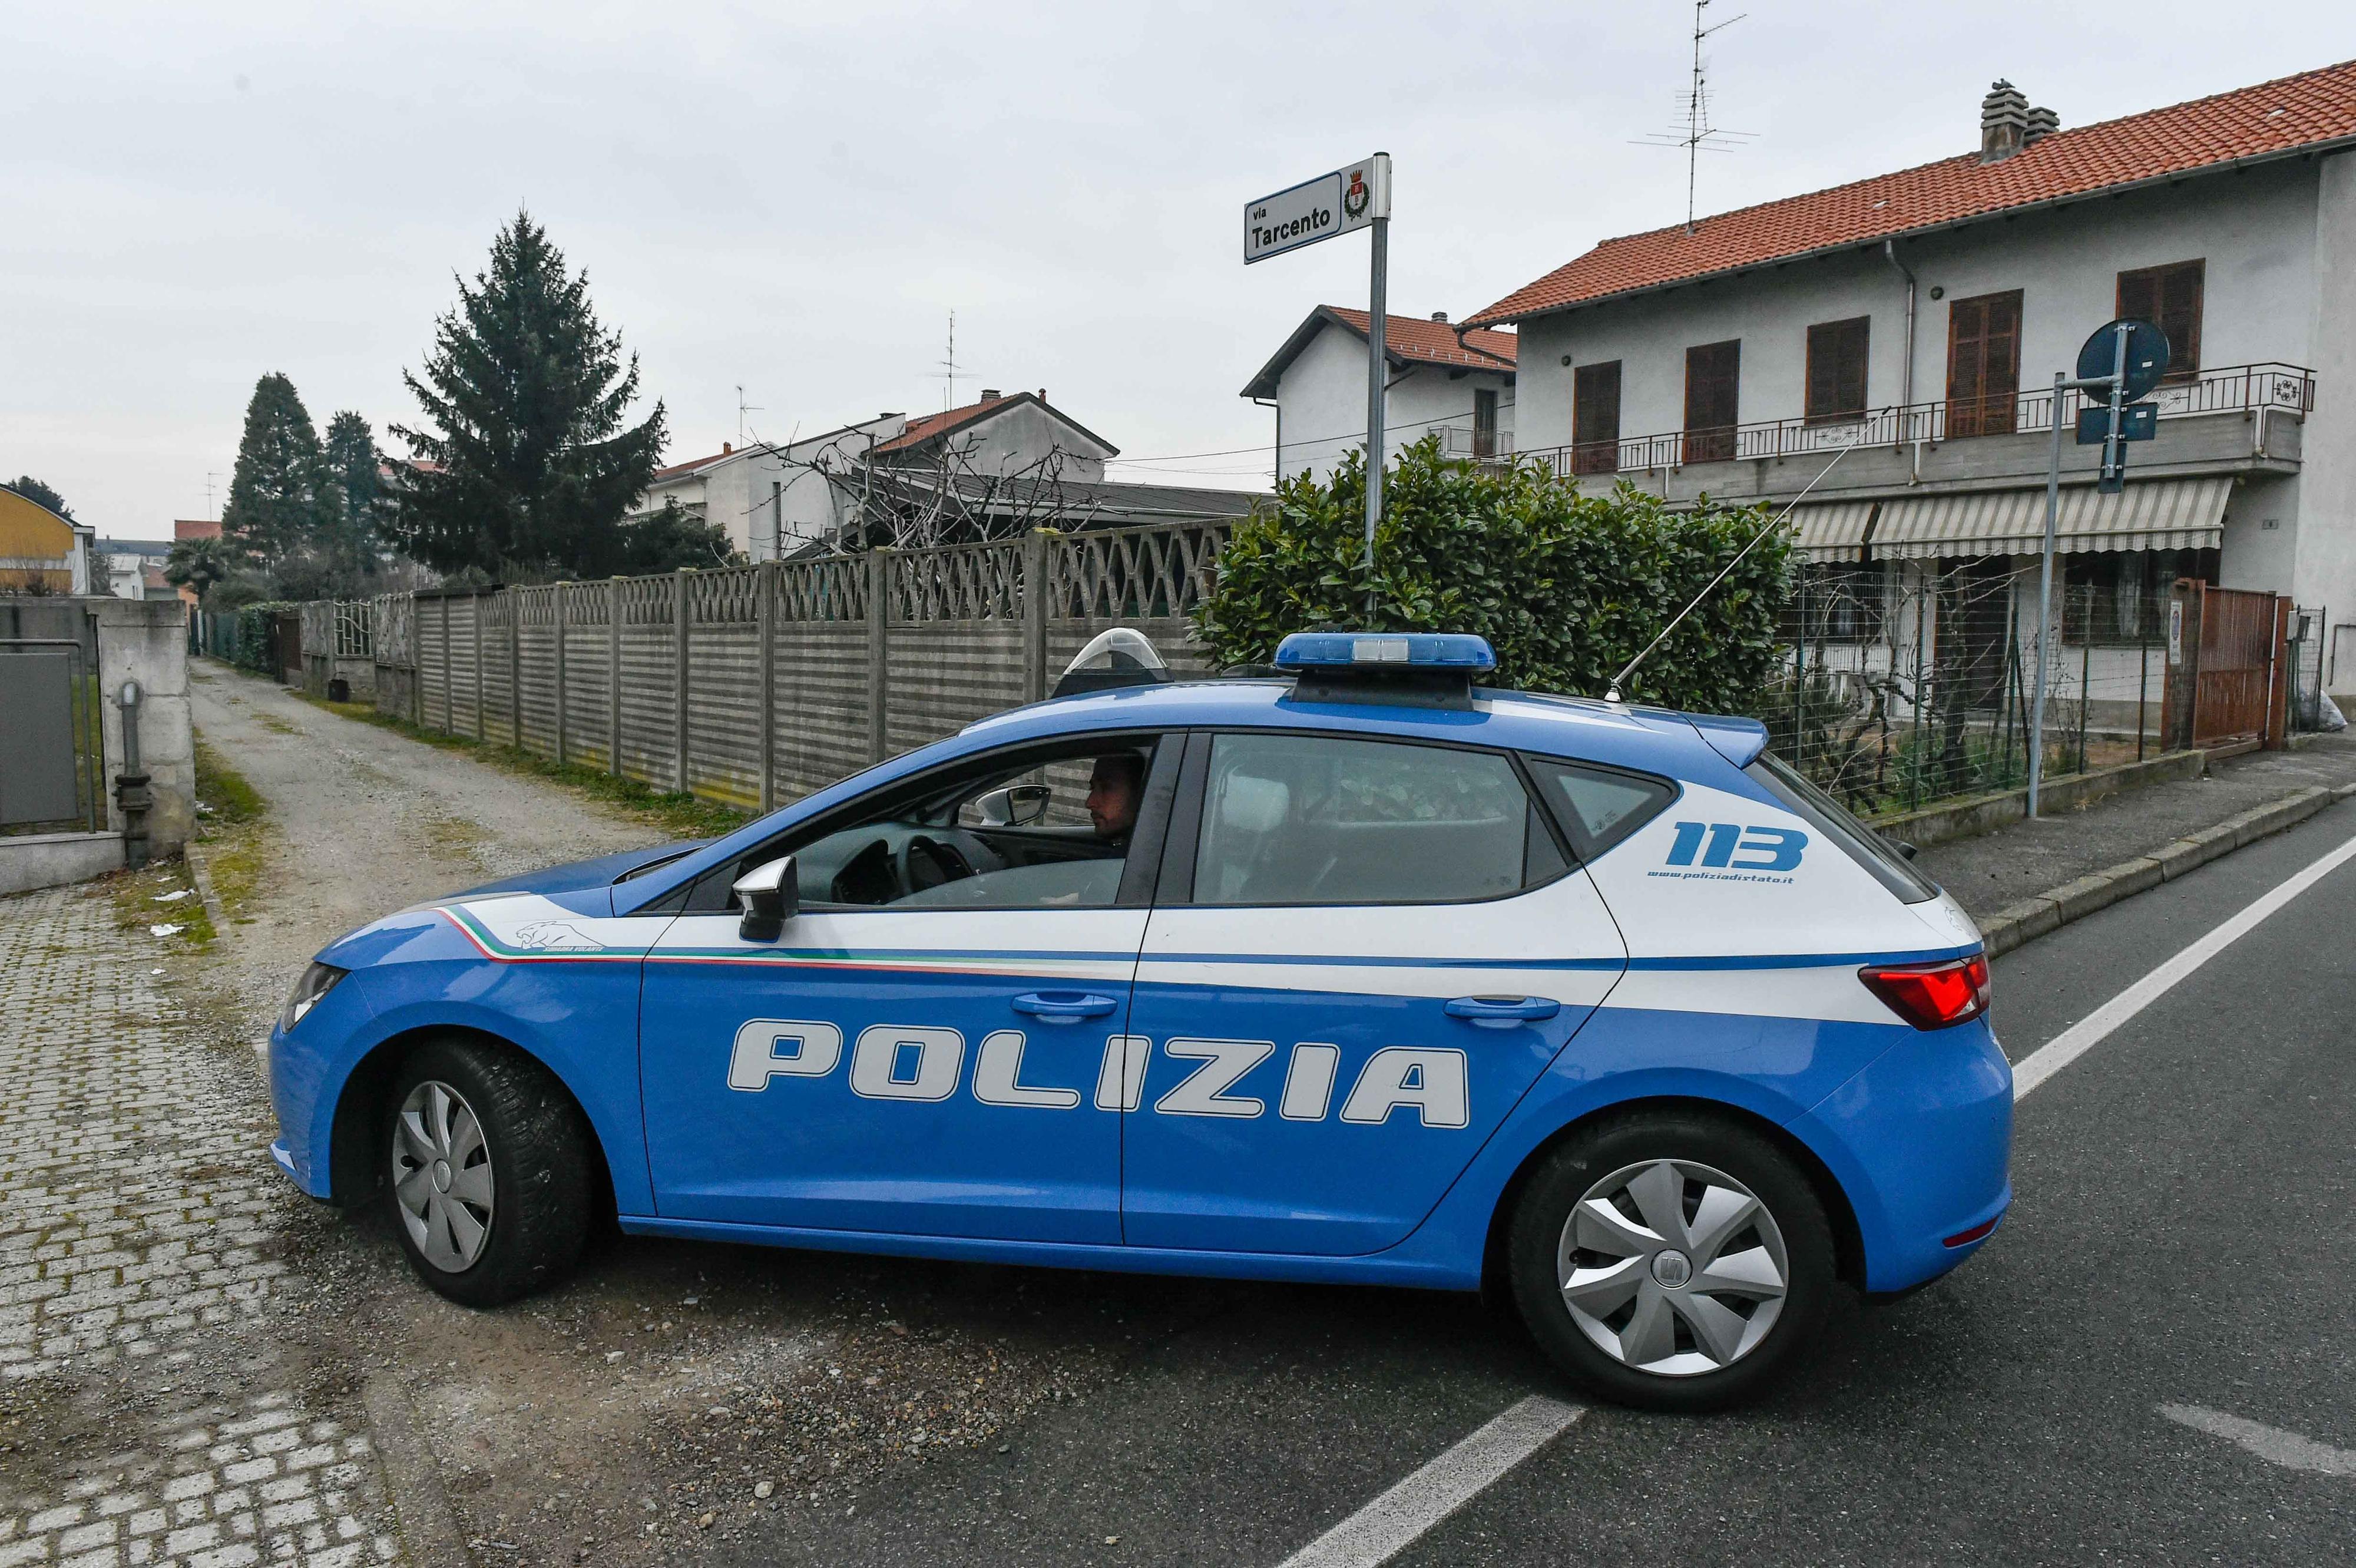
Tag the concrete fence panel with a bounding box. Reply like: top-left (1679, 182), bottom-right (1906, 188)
top-left (327, 520), bottom-right (1234, 818)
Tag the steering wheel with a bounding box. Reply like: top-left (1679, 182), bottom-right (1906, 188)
top-left (899, 834), bottom-right (976, 895)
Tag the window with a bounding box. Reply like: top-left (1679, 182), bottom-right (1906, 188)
top-left (2061, 548), bottom-right (2219, 646)
top-left (1805, 317), bottom-right (1871, 425)
top-left (1945, 290), bottom-right (2022, 438)
top-left (1788, 563), bottom-right (1891, 645)
top-left (677, 735), bottom-right (1169, 912)
top-left (1572, 361), bottom-right (1622, 475)
top-left (1523, 759), bottom-right (1675, 861)
top-left (1472, 388), bottom-right (1500, 458)
top-left (1683, 340), bottom-right (1741, 462)
top-left (2117, 260), bottom-right (2203, 382)
top-left (1188, 734), bottom-right (1554, 906)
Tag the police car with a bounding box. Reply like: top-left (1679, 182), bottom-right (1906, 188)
top-left (267, 630), bottom-right (2010, 1411)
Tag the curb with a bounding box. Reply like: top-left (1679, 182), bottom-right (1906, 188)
top-left (182, 837), bottom-right (230, 935)
top-left (1981, 781), bottom-right (2356, 958)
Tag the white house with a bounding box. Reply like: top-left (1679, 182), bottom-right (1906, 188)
top-left (1467, 63), bottom-right (2356, 697)
top-left (632, 415), bottom-right (908, 563)
top-left (642, 390), bottom-right (1265, 557)
top-left (1241, 307), bottom-right (1517, 481)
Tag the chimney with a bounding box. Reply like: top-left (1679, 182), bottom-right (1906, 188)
top-left (1430, 311), bottom-right (1449, 323)
top-left (722, 441), bottom-right (733, 455)
top-left (1980, 80), bottom-right (2029, 162)
top-left (2023, 105), bottom-right (2060, 146)
top-left (979, 388), bottom-right (1001, 402)
top-left (1037, 388), bottom-right (1048, 402)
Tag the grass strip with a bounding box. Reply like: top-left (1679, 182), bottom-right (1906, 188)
top-left (289, 692), bottom-right (752, 840)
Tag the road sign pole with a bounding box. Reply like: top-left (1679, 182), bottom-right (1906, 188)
top-left (2029, 371), bottom-right (2066, 819)
top-left (1365, 210), bottom-right (1387, 604)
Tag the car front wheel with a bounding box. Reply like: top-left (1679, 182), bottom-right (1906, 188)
top-left (1507, 1111), bottom-right (1835, 1412)
top-left (384, 1038), bottom-right (591, 1308)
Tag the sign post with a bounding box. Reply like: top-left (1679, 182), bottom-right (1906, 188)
top-left (2028, 318), bottom-right (2170, 817)
top-left (1246, 153), bottom-right (1393, 598)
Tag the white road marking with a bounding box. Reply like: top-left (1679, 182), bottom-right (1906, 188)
top-left (1277, 1395), bottom-right (1584, 1568)
top-left (2010, 828), bottom-right (2356, 1101)
top-left (2159, 1404), bottom-right (2356, 1477)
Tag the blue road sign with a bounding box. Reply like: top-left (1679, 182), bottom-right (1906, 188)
top-left (2074, 319), bottom-right (2172, 399)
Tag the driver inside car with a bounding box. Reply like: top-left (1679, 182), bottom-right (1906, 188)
top-left (1084, 752), bottom-right (1144, 845)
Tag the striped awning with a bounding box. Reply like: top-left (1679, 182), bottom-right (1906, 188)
top-left (1869, 477), bottom-right (2230, 559)
top-left (1787, 499), bottom-right (1880, 563)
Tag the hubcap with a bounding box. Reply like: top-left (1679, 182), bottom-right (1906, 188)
top-left (1556, 1158), bottom-right (1789, 1377)
top-left (392, 1081), bottom-right (494, 1273)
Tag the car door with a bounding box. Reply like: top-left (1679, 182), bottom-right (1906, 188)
top-left (640, 732), bottom-right (1177, 1245)
top-left (1120, 730), bottom-right (1629, 1256)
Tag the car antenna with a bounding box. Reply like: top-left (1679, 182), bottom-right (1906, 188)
top-left (1603, 439), bottom-right (1860, 704)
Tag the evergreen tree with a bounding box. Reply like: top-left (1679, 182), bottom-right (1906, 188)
top-left (2, 476), bottom-right (74, 519)
top-left (389, 210), bottom-right (666, 576)
top-left (618, 498), bottom-right (743, 573)
top-left (221, 373), bottom-right (332, 564)
top-left (322, 411), bottom-right (386, 578)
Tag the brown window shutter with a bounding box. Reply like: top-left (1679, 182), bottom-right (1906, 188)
top-left (1805, 317), bottom-right (1870, 424)
top-left (2118, 260), bottom-right (2203, 381)
top-left (1572, 362), bottom-right (1622, 474)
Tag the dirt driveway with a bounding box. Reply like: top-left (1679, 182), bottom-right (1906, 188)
top-left (182, 663), bottom-right (1214, 1564)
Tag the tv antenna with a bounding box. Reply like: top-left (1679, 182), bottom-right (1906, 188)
top-left (935, 310), bottom-right (959, 411)
top-left (206, 471), bottom-right (222, 519)
top-left (736, 385), bottom-right (763, 445)
top-left (1633, 0), bottom-right (1753, 233)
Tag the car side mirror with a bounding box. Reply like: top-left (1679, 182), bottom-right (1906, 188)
top-left (974, 783), bottom-right (1051, 827)
top-left (1895, 839), bottom-right (1919, 862)
top-left (732, 855), bottom-right (799, 942)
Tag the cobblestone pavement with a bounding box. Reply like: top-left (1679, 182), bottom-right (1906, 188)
top-left (0, 884), bottom-right (403, 1568)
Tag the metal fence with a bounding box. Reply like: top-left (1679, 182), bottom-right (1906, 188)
top-left (0, 603), bottom-right (107, 835)
top-left (1767, 563), bottom-right (2178, 819)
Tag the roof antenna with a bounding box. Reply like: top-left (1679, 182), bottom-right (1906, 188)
top-left (1633, 0), bottom-right (1753, 233)
top-left (1604, 440), bottom-right (1858, 704)
top-left (736, 385), bottom-right (763, 445)
top-left (935, 310), bottom-right (958, 412)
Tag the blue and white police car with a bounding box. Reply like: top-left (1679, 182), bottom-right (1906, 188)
top-left (267, 630), bottom-right (2009, 1410)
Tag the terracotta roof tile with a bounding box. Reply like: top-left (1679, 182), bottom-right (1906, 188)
top-left (870, 396), bottom-right (1014, 456)
top-left (1468, 58), bottom-right (2356, 325)
top-left (1325, 309), bottom-right (1518, 371)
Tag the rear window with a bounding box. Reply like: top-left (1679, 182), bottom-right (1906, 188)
top-left (1745, 752), bottom-right (1939, 904)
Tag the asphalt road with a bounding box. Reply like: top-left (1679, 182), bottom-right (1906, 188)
top-left (713, 798), bottom-right (2356, 1567)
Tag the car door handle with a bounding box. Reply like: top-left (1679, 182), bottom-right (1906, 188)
top-left (1011, 991), bottom-right (1120, 1023)
top-left (1445, 995), bottom-right (1563, 1028)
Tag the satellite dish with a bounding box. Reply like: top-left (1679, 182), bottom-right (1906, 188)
top-left (2075, 319), bottom-right (2172, 401)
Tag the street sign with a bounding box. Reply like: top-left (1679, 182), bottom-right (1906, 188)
top-left (2076, 403), bottom-right (2157, 444)
top-left (2074, 319), bottom-right (2172, 400)
top-left (1243, 153), bottom-right (1395, 601)
top-left (1244, 155), bottom-right (1389, 263)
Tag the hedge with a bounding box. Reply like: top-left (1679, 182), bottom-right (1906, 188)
top-left (1193, 438), bottom-right (1792, 716)
top-left (233, 600), bottom-right (300, 674)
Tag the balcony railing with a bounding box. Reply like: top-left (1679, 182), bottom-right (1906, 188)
top-left (1523, 361), bottom-right (2314, 479)
top-left (1436, 424), bottom-right (1515, 460)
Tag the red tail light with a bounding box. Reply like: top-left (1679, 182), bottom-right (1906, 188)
top-left (1858, 954), bottom-right (1990, 1030)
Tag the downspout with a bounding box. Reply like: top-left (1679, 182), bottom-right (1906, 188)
top-left (1252, 396), bottom-right (1282, 482)
top-left (1883, 239), bottom-right (1921, 484)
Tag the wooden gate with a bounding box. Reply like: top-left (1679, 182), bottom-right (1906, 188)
top-left (2162, 581), bottom-right (2289, 750)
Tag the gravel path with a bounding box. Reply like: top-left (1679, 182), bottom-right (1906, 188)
top-left (186, 661), bottom-right (664, 1033)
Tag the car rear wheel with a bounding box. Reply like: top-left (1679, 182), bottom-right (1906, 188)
top-left (1507, 1111), bottom-right (1834, 1412)
top-left (385, 1038), bottom-right (592, 1308)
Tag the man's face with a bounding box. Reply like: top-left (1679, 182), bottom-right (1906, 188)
top-left (1086, 759), bottom-right (1140, 839)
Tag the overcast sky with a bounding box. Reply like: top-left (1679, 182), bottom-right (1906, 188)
top-left (11, 1), bottom-right (2355, 539)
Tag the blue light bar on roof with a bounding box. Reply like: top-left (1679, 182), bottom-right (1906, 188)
top-left (1273, 632), bottom-right (1497, 673)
